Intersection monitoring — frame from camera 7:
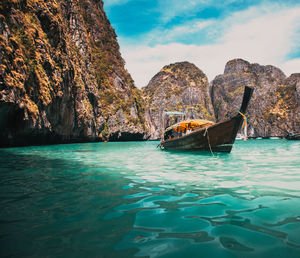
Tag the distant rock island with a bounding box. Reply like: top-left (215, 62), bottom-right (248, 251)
top-left (142, 62), bottom-right (215, 140)
top-left (0, 1), bottom-right (299, 147)
top-left (143, 59), bottom-right (300, 139)
top-left (211, 59), bottom-right (300, 138)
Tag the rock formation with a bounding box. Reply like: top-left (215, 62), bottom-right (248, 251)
top-left (211, 59), bottom-right (300, 137)
top-left (1, 0), bottom-right (299, 148)
top-left (143, 61), bottom-right (215, 139)
top-left (0, 0), bottom-right (147, 147)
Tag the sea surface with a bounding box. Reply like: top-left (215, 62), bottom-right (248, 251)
top-left (0, 140), bottom-right (300, 258)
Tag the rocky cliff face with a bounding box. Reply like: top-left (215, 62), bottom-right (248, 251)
top-left (211, 59), bottom-right (300, 137)
top-left (0, 0), bottom-right (146, 147)
top-left (143, 62), bottom-right (215, 139)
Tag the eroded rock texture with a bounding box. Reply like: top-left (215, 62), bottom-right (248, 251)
top-left (211, 59), bottom-right (300, 137)
top-left (0, 0), bottom-right (146, 147)
top-left (143, 62), bottom-right (215, 139)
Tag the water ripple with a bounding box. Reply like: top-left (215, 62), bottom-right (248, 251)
top-left (1, 140), bottom-right (300, 257)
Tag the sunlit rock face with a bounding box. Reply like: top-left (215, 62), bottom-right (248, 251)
top-left (143, 61), bottom-right (215, 140)
top-left (0, 0), bottom-right (147, 147)
top-left (211, 59), bottom-right (300, 137)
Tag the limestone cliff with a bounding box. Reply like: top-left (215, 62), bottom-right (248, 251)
top-left (143, 62), bottom-right (215, 139)
top-left (0, 0), bottom-right (146, 147)
top-left (211, 59), bottom-right (300, 137)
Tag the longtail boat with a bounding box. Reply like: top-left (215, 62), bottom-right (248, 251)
top-left (159, 86), bottom-right (254, 153)
top-left (285, 132), bottom-right (300, 140)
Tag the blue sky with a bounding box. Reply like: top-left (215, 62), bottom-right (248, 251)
top-left (103, 0), bottom-right (300, 88)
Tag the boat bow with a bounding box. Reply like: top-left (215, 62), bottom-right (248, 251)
top-left (160, 86), bottom-right (254, 153)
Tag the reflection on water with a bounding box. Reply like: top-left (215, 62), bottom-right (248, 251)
top-left (0, 140), bottom-right (300, 257)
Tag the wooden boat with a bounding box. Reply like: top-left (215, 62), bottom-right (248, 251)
top-left (285, 132), bottom-right (300, 140)
top-left (159, 86), bottom-right (254, 153)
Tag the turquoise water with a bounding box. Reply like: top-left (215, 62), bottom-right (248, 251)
top-left (0, 140), bottom-right (300, 258)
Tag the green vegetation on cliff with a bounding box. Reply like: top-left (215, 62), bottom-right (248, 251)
top-left (143, 61), bottom-right (215, 139)
top-left (0, 0), bottom-right (147, 146)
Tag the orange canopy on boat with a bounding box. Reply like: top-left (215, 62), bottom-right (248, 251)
top-left (171, 119), bottom-right (215, 133)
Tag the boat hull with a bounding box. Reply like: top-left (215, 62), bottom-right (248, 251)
top-left (285, 135), bottom-right (300, 140)
top-left (161, 116), bottom-right (243, 153)
top-left (159, 86), bottom-right (254, 153)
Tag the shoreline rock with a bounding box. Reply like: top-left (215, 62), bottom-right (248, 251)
top-left (0, 0), bottom-right (148, 147)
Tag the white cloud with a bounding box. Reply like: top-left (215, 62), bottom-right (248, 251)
top-left (281, 59), bottom-right (300, 76)
top-left (122, 43), bottom-right (225, 87)
top-left (157, 0), bottom-right (202, 23)
top-left (162, 20), bottom-right (212, 40)
top-left (142, 20), bottom-right (213, 45)
top-left (120, 5), bottom-right (300, 88)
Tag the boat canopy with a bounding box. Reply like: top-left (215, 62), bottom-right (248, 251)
top-left (165, 119), bottom-right (215, 133)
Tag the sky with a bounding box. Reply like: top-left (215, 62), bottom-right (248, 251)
top-left (103, 0), bottom-right (300, 88)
